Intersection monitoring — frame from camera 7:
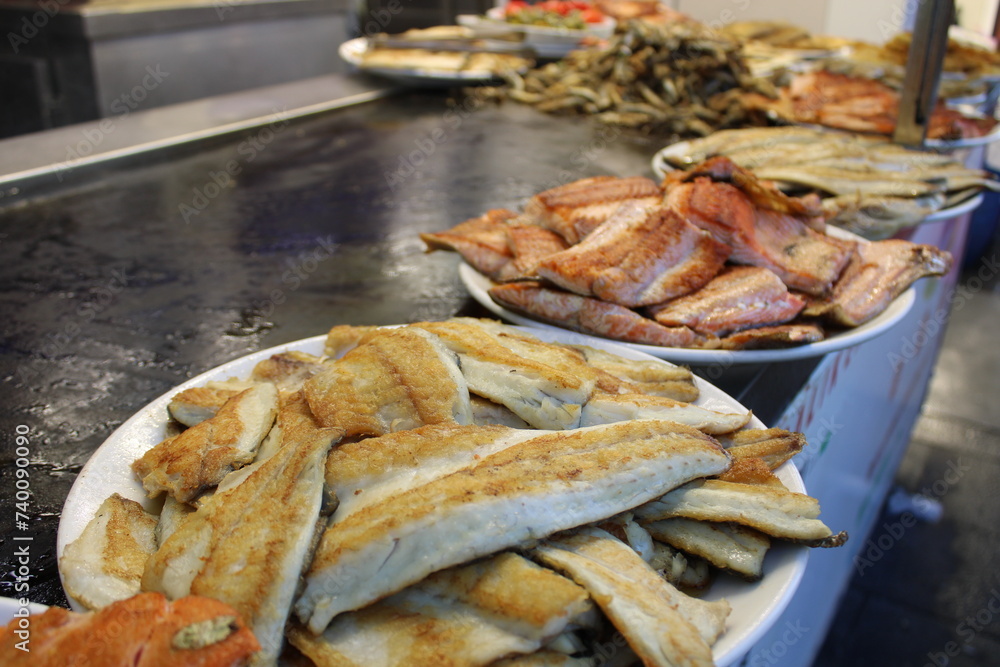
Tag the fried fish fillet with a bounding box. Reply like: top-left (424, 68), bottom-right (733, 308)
top-left (635, 479), bottom-right (843, 543)
top-left (304, 327), bottom-right (473, 437)
top-left (644, 518), bottom-right (771, 581)
top-left (567, 345), bottom-right (699, 402)
top-left (295, 420), bottom-right (731, 633)
top-left (523, 176), bottom-right (664, 244)
top-left (580, 393), bottom-right (751, 434)
top-left (0, 593), bottom-right (260, 667)
top-left (802, 239), bottom-right (952, 327)
top-left (488, 282), bottom-right (700, 349)
top-left (142, 422), bottom-right (343, 666)
top-left (531, 528), bottom-right (730, 667)
top-left (647, 266), bottom-right (806, 337)
top-left (60, 493), bottom-right (159, 611)
top-left (716, 323), bottom-right (825, 350)
top-left (324, 324), bottom-right (382, 357)
top-left (716, 428), bottom-right (806, 470)
top-left (133, 383), bottom-right (279, 502)
top-left (535, 203), bottom-right (731, 308)
top-left (167, 380), bottom-right (258, 427)
top-left (249, 351), bottom-right (330, 393)
top-left (496, 224), bottom-right (570, 281)
top-left (324, 423), bottom-right (537, 519)
top-left (288, 552), bottom-right (593, 667)
top-left (413, 320), bottom-right (595, 429)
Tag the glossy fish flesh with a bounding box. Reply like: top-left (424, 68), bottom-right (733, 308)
top-left (647, 266), bottom-right (806, 336)
top-left (523, 176), bottom-right (664, 244)
top-left (535, 202), bottom-right (731, 308)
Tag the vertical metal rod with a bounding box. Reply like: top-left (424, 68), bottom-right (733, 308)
top-left (894, 0), bottom-right (955, 147)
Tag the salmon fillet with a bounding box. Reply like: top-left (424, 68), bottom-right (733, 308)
top-left (803, 239), bottom-right (952, 326)
top-left (523, 176), bottom-right (664, 244)
top-left (535, 202), bottom-right (732, 307)
top-left (648, 266), bottom-right (806, 336)
top-left (488, 281), bottom-right (701, 348)
top-left (665, 177), bottom-right (853, 295)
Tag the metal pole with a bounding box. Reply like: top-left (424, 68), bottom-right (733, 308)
top-left (894, 0), bottom-right (955, 147)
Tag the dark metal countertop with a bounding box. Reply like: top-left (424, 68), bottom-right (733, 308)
top-left (0, 86), bottom-right (816, 607)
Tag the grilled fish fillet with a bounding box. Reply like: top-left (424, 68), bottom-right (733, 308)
top-left (489, 282), bottom-right (701, 348)
top-left (635, 479), bottom-right (837, 542)
top-left (304, 327), bottom-right (473, 437)
top-left (535, 203), bottom-right (731, 308)
top-left (133, 383), bottom-right (278, 503)
top-left (413, 320), bottom-right (595, 429)
top-left (648, 266), bottom-right (806, 336)
top-left (523, 176), bottom-right (664, 244)
top-left (324, 324), bottom-right (382, 357)
top-left (664, 173), bottom-right (853, 296)
top-left (142, 423), bottom-right (342, 666)
top-left (288, 552), bottom-right (593, 667)
top-left (803, 239), bottom-right (952, 327)
top-left (531, 528), bottom-right (730, 667)
top-left (644, 518), bottom-right (771, 581)
top-left (295, 420), bottom-right (732, 633)
top-left (580, 393), bottom-right (751, 434)
top-left (60, 493), bottom-right (158, 611)
top-left (497, 224), bottom-right (570, 282)
top-left (0, 593), bottom-right (260, 667)
top-left (716, 428), bottom-right (806, 470)
top-left (568, 345), bottom-right (699, 402)
top-left (717, 323), bottom-right (825, 349)
top-left (421, 209), bottom-right (521, 279)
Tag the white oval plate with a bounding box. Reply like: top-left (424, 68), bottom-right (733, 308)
top-left (57, 326), bottom-right (808, 666)
top-left (338, 37), bottom-right (522, 87)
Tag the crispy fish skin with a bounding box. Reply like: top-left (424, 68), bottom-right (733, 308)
top-left (716, 428), bottom-right (806, 470)
top-left (133, 383), bottom-right (279, 503)
top-left (496, 225), bottom-right (570, 282)
top-left (580, 393), bottom-right (751, 434)
top-left (804, 239), bottom-right (952, 327)
top-left (523, 176), bottom-right (664, 244)
top-left (304, 327), bottom-right (473, 437)
top-left (489, 282), bottom-right (701, 349)
top-left (249, 351), bottom-right (330, 393)
top-left (413, 320), bottom-right (594, 430)
top-left (324, 324), bottom-right (382, 358)
top-left (635, 479), bottom-right (835, 541)
top-left (647, 266), bottom-right (806, 336)
top-left (295, 420), bottom-right (732, 634)
top-left (288, 553), bottom-right (593, 667)
top-left (535, 203), bottom-right (731, 308)
top-left (142, 424), bottom-right (343, 666)
top-left (60, 493), bottom-right (159, 611)
top-left (531, 528), bottom-right (729, 667)
top-left (644, 518), bottom-right (771, 581)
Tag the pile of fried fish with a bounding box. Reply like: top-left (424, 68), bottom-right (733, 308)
top-left (61, 318), bottom-right (846, 667)
top-left (658, 126), bottom-right (1000, 239)
top-left (423, 157), bottom-right (953, 349)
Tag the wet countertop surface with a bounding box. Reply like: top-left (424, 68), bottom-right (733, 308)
top-left (0, 89), bottom-right (814, 607)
